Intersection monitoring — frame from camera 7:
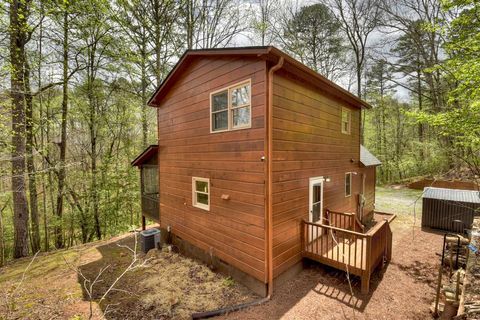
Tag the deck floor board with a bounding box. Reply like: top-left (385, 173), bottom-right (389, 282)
top-left (304, 233), bottom-right (367, 271)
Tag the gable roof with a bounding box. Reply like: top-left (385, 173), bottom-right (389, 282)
top-left (360, 145), bottom-right (381, 167)
top-left (148, 46), bottom-right (372, 109)
top-left (131, 145), bottom-right (159, 166)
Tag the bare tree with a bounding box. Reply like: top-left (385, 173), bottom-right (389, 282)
top-left (251, 0), bottom-right (276, 45)
top-left (330, 0), bottom-right (382, 98)
top-left (64, 232), bottom-right (150, 319)
top-left (380, 0), bottom-right (446, 112)
top-left (184, 0), bottom-right (248, 49)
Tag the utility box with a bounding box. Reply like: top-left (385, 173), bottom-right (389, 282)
top-left (140, 229), bottom-right (161, 253)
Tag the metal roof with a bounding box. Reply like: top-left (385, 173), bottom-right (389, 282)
top-left (360, 145), bottom-right (381, 167)
top-left (423, 187), bottom-right (480, 204)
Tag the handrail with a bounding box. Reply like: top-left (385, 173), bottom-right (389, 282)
top-left (303, 220), bottom-right (367, 237)
top-left (324, 209), bottom-right (356, 231)
top-left (326, 210), bottom-right (355, 216)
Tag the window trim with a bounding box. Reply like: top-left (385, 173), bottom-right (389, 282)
top-left (192, 177), bottom-right (210, 211)
top-left (341, 107), bottom-right (351, 135)
top-left (210, 79), bottom-right (252, 133)
top-left (345, 172), bottom-right (352, 197)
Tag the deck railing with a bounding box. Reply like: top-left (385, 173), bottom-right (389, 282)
top-left (302, 214), bottom-right (393, 294)
top-left (324, 209), bottom-right (355, 231)
top-left (324, 209), bottom-right (365, 232)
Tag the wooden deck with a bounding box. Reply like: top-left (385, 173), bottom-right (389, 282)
top-left (304, 232), bottom-right (367, 274)
top-left (302, 211), bottom-right (395, 293)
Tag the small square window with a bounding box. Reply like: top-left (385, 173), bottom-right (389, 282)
top-left (192, 177), bottom-right (210, 210)
top-left (341, 107), bottom-right (351, 134)
top-left (345, 172), bottom-right (352, 197)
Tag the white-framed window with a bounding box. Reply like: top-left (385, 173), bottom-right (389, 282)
top-left (345, 172), bottom-right (352, 197)
top-left (211, 80), bottom-right (251, 132)
top-left (341, 107), bottom-right (351, 134)
top-left (192, 177), bottom-right (210, 211)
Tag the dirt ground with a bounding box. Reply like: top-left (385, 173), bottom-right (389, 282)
top-left (0, 186), bottom-right (445, 319)
top-left (0, 232), bottom-right (255, 320)
top-left (218, 216), bottom-right (444, 320)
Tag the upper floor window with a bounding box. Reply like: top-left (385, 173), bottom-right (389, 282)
top-left (192, 177), bottom-right (210, 211)
top-left (211, 80), bottom-right (251, 132)
top-left (345, 172), bottom-right (352, 197)
top-left (341, 107), bottom-right (351, 134)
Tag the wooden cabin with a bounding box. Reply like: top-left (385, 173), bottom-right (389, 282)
top-left (140, 46), bottom-right (393, 296)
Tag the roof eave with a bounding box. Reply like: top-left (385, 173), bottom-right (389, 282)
top-left (131, 145), bottom-right (159, 166)
top-left (148, 46), bottom-right (372, 110)
top-left (269, 47), bottom-right (372, 110)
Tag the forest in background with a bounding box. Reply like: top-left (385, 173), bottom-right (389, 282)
top-left (0, 0), bottom-right (478, 263)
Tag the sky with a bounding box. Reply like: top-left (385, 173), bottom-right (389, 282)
top-left (232, 0), bottom-right (412, 101)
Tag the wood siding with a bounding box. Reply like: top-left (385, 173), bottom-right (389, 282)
top-left (157, 56), bottom-right (267, 282)
top-left (271, 70), bottom-right (364, 278)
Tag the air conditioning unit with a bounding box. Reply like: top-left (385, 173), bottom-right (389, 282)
top-left (140, 229), bottom-right (161, 253)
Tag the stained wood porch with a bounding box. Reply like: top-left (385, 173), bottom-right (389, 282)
top-left (302, 211), bottom-right (395, 294)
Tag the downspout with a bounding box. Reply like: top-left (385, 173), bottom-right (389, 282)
top-left (190, 56), bottom-right (284, 320)
top-left (266, 56), bottom-right (284, 297)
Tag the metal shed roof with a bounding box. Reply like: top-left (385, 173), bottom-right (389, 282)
top-left (360, 145), bottom-right (382, 167)
top-left (423, 187), bottom-right (480, 204)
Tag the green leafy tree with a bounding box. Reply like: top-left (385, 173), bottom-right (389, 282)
top-left (418, 0), bottom-right (480, 185)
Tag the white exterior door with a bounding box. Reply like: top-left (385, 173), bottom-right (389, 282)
top-left (309, 177), bottom-right (324, 240)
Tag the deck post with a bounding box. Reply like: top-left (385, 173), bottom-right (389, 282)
top-left (362, 235), bottom-right (372, 294)
top-left (301, 220), bottom-right (305, 254)
top-left (142, 215), bottom-right (146, 231)
top-left (361, 273), bottom-right (370, 294)
top-left (386, 223), bottom-right (393, 261)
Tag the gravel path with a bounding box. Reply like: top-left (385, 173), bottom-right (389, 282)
top-left (219, 220), bottom-right (443, 320)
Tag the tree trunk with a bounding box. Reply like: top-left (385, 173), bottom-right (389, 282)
top-left (37, 0), bottom-right (49, 253)
top-left (416, 68), bottom-right (425, 160)
top-left (186, 0), bottom-right (194, 49)
top-left (355, 53), bottom-right (364, 144)
top-left (90, 95), bottom-right (101, 240)
top-left (141, 38), bottom-right (148, 148)
top-left (24, 59), bottom-right (41, 253)
top-left (10, 0), bottom-right (31, 259)
top-left (0, 204), bottom-right (5, 267)
top-left (55, 8), bottom-right (69, 249)
top-left (87, 51), bottom-right (101, 241)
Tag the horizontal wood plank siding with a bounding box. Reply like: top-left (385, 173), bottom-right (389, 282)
top-left (271, 71), bottom-right (364, 278)
top-left (157, 56), bottom-right (267, 282)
